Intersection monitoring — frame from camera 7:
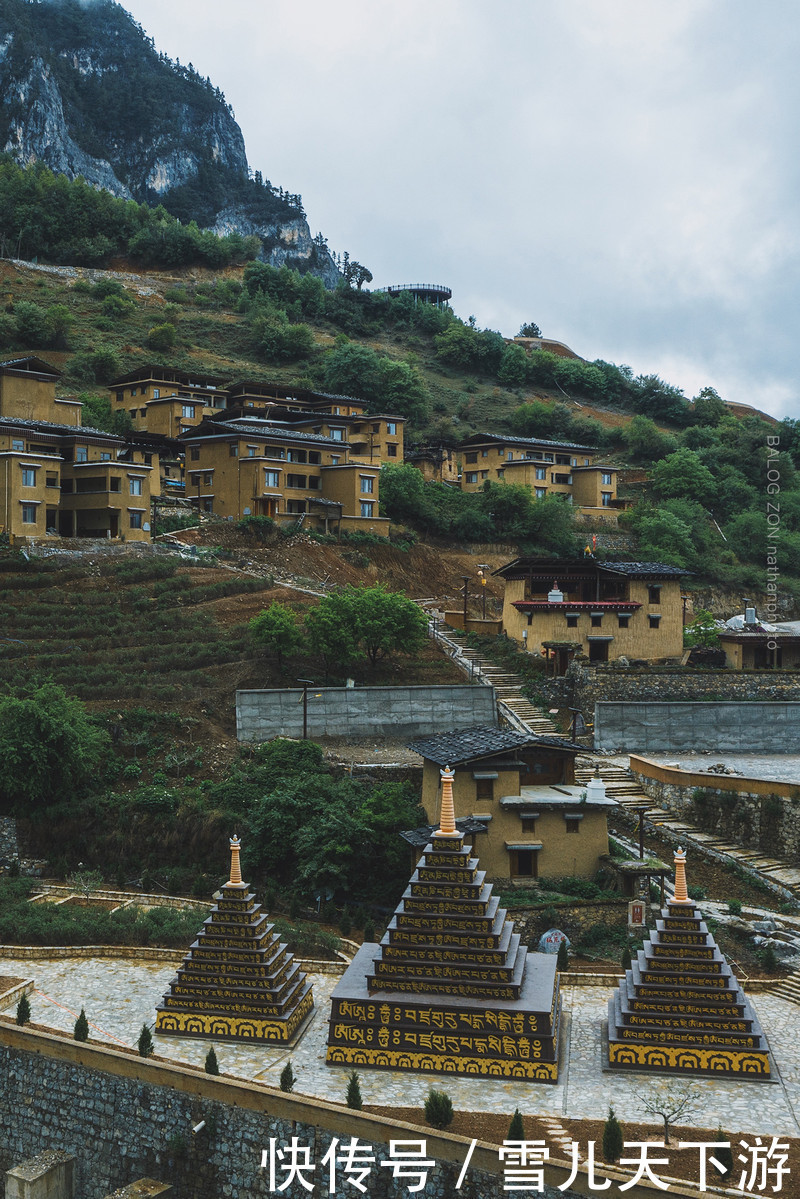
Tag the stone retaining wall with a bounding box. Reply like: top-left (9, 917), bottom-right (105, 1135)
top-left (510, 898), bottom-right (630, 947)
top-left (0, 1024), bottom-right (686, 1199)
top-left (236, 685), bottom-right (496, 742)
top-left (536, 665), bottom-right (800, 727)
top-left (595, 700), bottom-right (800, 752)
top-left (630, 758), bottom-right (800, 862)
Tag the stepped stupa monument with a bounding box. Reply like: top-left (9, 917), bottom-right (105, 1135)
top-left (156, 835), bottom-right (314, 1041)
top-left (608, 847), bottom-right (770, 1076)
top-left (326, 767), bottom-right (562, 1080)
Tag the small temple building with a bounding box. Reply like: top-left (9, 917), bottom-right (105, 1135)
top-left (155, 835), bottom-right (314, 1042)
top-left (608, 848), bottom-right (770, 1077)
top-left (326, 767), bottom-right (562, 1080)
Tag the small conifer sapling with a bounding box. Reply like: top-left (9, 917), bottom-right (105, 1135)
top-left (602, 1107), bottom-right (623, 1163)
top-left (280, 1060), bottom-right (295, 1092)
top-left (138, 1023), bottom-right (154, 1058)
top-left (205, 1047), bottom-right (220, 1075)
top-left (346, 1069), bottom-right (362, 1110)
top-left (508, 1108), bottom-right (525, 1140)
top-left (16, 993), bottom-right (31, 1026)
top-left (556, 939), bottom-right (569, 971)
top-left (424, 1089), bottom-right (454, 1130)
top-left (74, 1008), bottom-right (89, 1042)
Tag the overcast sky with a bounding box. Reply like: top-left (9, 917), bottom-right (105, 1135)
top-left (119, 0), bottom-right (799, 418)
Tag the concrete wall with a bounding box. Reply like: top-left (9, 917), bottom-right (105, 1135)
top-left (236, 685), bottom-right (496, 742)
top-left (595, 700), bottom-right (800, 752)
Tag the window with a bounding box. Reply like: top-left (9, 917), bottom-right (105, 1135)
top-left (556, 455), bottom-right (571, 465)
top-left (565, 820), bottom-right (580, 835)
top-left (465, 453), bottom-right (478, 464)
top-left (308, 452), bottom-right (321, 465)
top-left (481, 470), bottom-right (489, 480)
top-left (286, 500), bottom-right (306, 514)
top-left (648, 585), bottom-right (662, 604)
top-left (601, 493), bottom-right (612, 507)
top-left (308, 476), bottom-right (320, 490)
top-left (360, 476), bottom-right (374, 494)
top-left (203, 473), bottom-right (212, 486)
top-left (584, 457), bottom-right (590, 466)
top-left (21, 468), bottom-right (36, 487)
top-left (520, 814), bottom-right (537, 832)
top-left (115, 391), bottom-right (124, 404)
top-left (649, 615), bottom-right (661, 629)
top-left (331, 455), bottom-right (341, 466)
top-left (144, 454), bottom-right (152, 466)
top-left (372, 423), bottom-right (380, 433)
top-left (21, 502), bottom-right (37, 523)
top-left (190, 448), bottom-right (200, 461)
top-left (553, 473), bottom-right (572, 484)
top-left (129, 478), bottom-right (143, 496)
top-left (286, 474), bottom-right (307, 488)
top-left (535, 467), bottom-right (547, 480)
top-left (602, 472), bottom-right (613, 486)
top-left (11, 438), bottom-right (24, 452)
top-left (109, 478), bottom-right (121, 492)
top-left (75, 446), bottom-right (88, 463)
top-left (618, 615), bottom-right (630, 629)
top-left (507, 451), bottom-right (513, 461)
top-left (131, 388), bottom-right (138, 397)
top-left (591, 614), bottom-right (603, 627)
top-left (287, 449), bottom-right (307, 463)
top-left (153, 389), bottom-right (160, 399)
top-left (386, 422), bottom-right (397, 435)
top-left (140, 408), bottom-right (147, 418)
top-left (330, 428), bottom-right (345, 441)
top-left (465, 472), bottom-right (478, 485)
top-left (100, 452), bottom-right (111, 461)
top-left (387, 444), bottom-right (398, 457)
top-left (182, 405), bottom-right (195, 419)
top-left (229, 444), bottom-right (238, 457)
top-left (566, 615), bottom-right (579, 628)
top-left (129, 511), bottom-right (143, 529)
top-left (360, 501), bottom-right (374, 518)
top-left (247, 446), bottom-right (257, 457)
top-left (264, 470), bottom-right (280, 488)
top-left (475, 778), bottom-right (494, 801)
top-left (46, 473), bottom-right (58, 488)
top-left (481, 449), bottom-right (488, 458)
top-left (535, 487), bottom-right (547, 499)
top-left (60, 479), bottom-right (73, 493)
top-left (497, 469), bottom-right (505, 479)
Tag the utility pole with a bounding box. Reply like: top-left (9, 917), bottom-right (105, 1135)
top-left (297, 678), bottom-right (314, 739)
top-left (460, 575), bottom-right (470, 630)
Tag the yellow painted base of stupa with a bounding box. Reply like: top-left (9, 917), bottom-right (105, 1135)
top-left (156, 987), bottom-right (313, 1043)
top-left (326, 1043), bottom-right (558, 1081)
top-left (609, 1040), bottom-right (770, 1075)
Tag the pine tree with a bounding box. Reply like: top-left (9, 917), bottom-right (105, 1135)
top-left (137, 1023), bottom-right (154, 1057)
top-left (280, 1060), bottom-right (295, 1092)
top-left (715, 1130), bottom-right (734, 1177)
top-left (425, 1089), bottom-right (454, 1129)
top-left (74, 1008), bottom-right (89, 1042)
top-left (15, 993), bottom-right (31, 1026)
top-left (602, 1107), bottom-right (623, 1163)
top-left (508, 1108), bottom-right (524, 1140)
top-left (557, 939), bottom-right (569, 971)
top-left (346, 1069), bottom-right (362, 1110)
top-left (205, 1048), bottom-right (219, 1075)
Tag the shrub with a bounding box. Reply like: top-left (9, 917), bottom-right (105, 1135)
top-left (74, 1008), bottom-right (89, 1041)
top-left (147, 323), bottom-right (177, 352)
top-left (137, 1023), bottom-right (154, 1057)
top-left (15, 993), bottom-right (31, 1025)
top-left (687, 885), bottom-right (707, 900)
top-left (205, 1047), bottom-right (219, 1075)
top-left (761, 944), bottom-right (778, 973)
top-left (346, 1069), bottom-right (362, 1110)
top-left (715, 1131), bottom-right (734, 1177)
top-left (424, 1088), bottom-right (454, 1129)
top-left (508, 1108), bottom-right (524, 1140)
top-left (279, 1060), bottom-right (295, 1092)
top-left (602, 1107), bottom-right (623, 1162)
top-left (727, 899), bottom-right (742, 916)
top-left (363, 919), bottom-right (376, 942)
top-left (556, 940), bottom-right (569, 971)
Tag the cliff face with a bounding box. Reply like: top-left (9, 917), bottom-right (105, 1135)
top-left (0, 0), bottom-right (338, 282)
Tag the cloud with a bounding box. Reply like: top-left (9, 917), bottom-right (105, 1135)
top-left (119, 0), bottom-right (800, 416)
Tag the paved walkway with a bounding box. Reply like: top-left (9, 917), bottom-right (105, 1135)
top-left (6, 956), bottom-right (800, 1138)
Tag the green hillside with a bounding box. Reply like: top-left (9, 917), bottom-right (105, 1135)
top-left (1, 181), bottom-right (798, 601)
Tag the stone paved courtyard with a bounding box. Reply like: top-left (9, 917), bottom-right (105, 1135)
top-left (6, 955), bottom-right (800, 1138)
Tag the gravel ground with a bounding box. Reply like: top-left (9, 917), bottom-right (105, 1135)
top-left (609, 754), bottom-right (800, 784)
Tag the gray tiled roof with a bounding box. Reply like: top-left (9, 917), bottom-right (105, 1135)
top-left (407, 725), bottom-right (581, 765)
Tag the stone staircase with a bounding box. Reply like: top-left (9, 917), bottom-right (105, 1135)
top-left (452, 645), bottom-right (561, 735)
top-left (769, 964), bottom-right (800, 1006)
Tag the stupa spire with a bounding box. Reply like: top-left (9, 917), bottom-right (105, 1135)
top-left (229, 833), bottom-right (244, 887)
top-left (673, 846), bottom-right (690, 904)
top-left (436, 765), bottom-right (457, 836)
